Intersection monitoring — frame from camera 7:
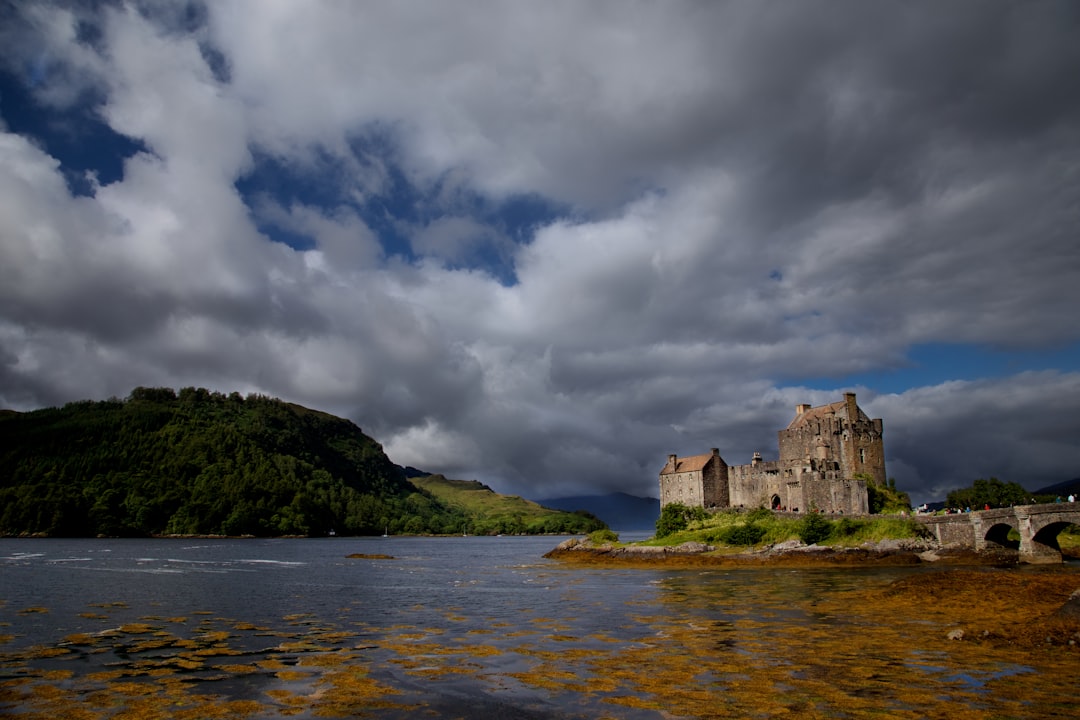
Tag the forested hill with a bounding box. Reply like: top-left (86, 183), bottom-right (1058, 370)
top-left (0, 387), bottom-right (604, 538)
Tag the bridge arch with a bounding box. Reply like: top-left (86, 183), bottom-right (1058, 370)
top-left (982, 522), bottom-right (1020, 551)
top-left (1030, 521), bottom-right (1071, 553)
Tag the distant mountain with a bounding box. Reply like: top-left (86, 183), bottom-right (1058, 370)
top-left (536, 492), bottom-right (660, 531)
top-left (409, 475), bottom-right (606, 535)
top-left (1033, 477), bottom-right (1080, 498)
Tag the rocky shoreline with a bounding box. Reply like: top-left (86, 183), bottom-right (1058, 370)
top-left (544, 536), bottom-right (1030, 568)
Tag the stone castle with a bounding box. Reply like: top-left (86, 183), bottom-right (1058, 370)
top-left (659, 393), bottom-right (885, 515)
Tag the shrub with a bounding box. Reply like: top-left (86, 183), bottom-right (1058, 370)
top-left (833, 517), bottom-right (865, 537)
top-left (588, 529), bottom-right (619, 545)
top-left (798, 513), bottom-right (832, 545)
top-left (656, 503), bottom-right (694, 538)
top-left (717, 522), bottom-right (766, 546)
top-left (745, 507), bottom-right (774, 523)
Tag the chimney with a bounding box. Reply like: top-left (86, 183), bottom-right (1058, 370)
top-left (752, 451), bottom-right (762, 466)
top-left (667, 453), bottom-right (677, 471)
top-left (796, 403), bottom-right (811, 415)
top-left (844, 392), bottom-right (857, 419)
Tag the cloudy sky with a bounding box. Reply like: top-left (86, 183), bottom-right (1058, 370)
top-left (2, 1), bottom-right (1079, 505)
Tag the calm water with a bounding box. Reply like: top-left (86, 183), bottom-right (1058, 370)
top-left (0, 537), bottom-right (1075, 719)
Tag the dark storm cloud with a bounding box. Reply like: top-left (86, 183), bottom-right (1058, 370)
top-left (1, 1), bottom-right (1078, 505)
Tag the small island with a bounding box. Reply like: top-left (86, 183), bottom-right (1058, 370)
top-left (550, 394), bottom-right (1080, 567)
top-left (545, 512), bottom-right (1071, 569)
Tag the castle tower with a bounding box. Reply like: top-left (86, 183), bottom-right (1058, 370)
top-left (778, 393), bottom-right (885, 486)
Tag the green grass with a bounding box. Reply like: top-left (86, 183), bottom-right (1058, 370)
top-left (637, 509), bottom-right (928, 549)
top-left (407, 475), bottom-right (605, 535)
top-left (1058, 527), bottom-right (1080, 552)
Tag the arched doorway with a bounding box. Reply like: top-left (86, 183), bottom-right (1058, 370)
top-left (771, 494), bottom-right (781, 510)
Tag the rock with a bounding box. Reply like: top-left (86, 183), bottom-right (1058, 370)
top-left (946, 628), bottom-right (964, 641)
top-left (1053, 588), bottom-right (1080, 620)
top-left (769, 539), bottom-right (804, 552)
top-left (615, 545), bottom-right (668, 556)
top-left (918, 550), bottom-right (941, 562)
top-left (793, 544), bottom-right (832, 554)
top-left (874, 539), bottom-right (906, 552)
top-left (676, 541), bottom-right (712, 554)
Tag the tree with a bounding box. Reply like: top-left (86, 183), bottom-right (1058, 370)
top-left (946, 477), bottom-right (1030, 509)
top-left (655, 503), bottom-right (706, 538)
top-left (861, 474), bottom-right (911, 514)
top-left (798, 513), bottom-right (832, 545)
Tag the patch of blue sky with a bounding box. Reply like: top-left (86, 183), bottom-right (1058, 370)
top-left (428, 186), bottom-right (567, 285)
top-left (236, 139), bottom-right (421, 260)
top-left (796, 341), bottom-right (1080, 394)
top-left (237, 134), bottom-right (566, 285)
top-left (0, 68), bottom-right (147, 197)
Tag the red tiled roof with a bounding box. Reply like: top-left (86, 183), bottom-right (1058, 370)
top-left (786, 400), bottom-right (846, 429)
top-left (662, 452), bottom-right (715, 474)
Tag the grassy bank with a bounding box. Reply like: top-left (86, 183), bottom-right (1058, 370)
top-left (634, 507), bottom-right (930, 549)
top-left (612, 506), bottom-right (1080, 557)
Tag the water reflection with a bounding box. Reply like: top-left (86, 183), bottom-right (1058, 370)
top-left (1, 538), bottom-right (1077, 718)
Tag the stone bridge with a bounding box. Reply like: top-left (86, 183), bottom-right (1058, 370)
top-left (915, 503), bottom-right (1080, 564)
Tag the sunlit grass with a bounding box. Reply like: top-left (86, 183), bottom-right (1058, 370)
top-left (635, 508), bottom-right (927, 549)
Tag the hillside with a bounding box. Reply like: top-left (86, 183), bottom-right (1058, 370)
top-left (1034, 477), bottom-right (1080, 498)
top-left (536, 492), bottom-right (660, 531)
top-left (0, 387), bottom-right (467, 538)
top-left (408, 475), bottom-right (606, 535)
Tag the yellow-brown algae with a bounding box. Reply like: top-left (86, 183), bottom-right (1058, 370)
top-left (299, 652), bottom-right (355, 668)
top-left (60, 632), bottom-right (99, 646)
top-left (309, 666), bottom-right (405, 717)
top-left (116, 623), bottom-right (156, 634)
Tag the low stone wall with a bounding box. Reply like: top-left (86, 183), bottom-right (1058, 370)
top-left (916, 515), bottom-right (977, 546)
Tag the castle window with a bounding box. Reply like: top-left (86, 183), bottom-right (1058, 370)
top-left (859, 448), bottom-right (865, 464)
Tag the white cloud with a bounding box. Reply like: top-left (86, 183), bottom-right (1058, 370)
top-left (1, 1), bottom-right (1078, 506)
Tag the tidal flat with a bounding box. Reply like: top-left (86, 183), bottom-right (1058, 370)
top-left (1, 537), bottom-right (1077, 719)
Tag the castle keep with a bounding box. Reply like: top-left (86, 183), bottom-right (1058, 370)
top-left (659, 393), bottom-right (885, 515)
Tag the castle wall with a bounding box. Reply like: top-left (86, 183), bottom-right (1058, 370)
top-left (659, 394), bottom-right (882, 515)
top-left (727, 460), bottom-right (781, 508)
top-left (725, 462), bottom-right (868, 514)
top-left (703, 459), bottom-right (728, 508)
top-left (659, 451), bottom-right (728, 509)
top-left (800, 478), bottom-right (869, 514)
top-left (660, 471), bottom-right (706, 507)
